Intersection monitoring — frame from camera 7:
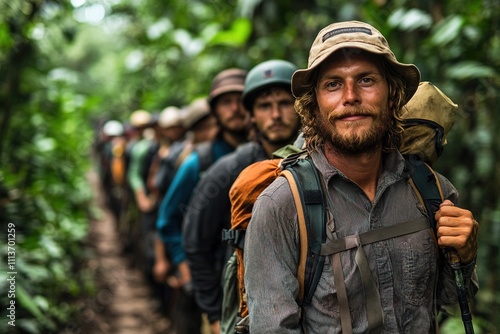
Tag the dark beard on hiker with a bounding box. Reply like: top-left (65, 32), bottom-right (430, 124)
top-left (315, 106), bottom-right (391, 155)
top-left (258, 121), bottom-right (301, 147)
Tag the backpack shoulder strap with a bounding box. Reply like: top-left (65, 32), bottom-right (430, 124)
top-left (281, 153), bottom-right (326, 306)
top-left (405, 158), bottom-right (444, 230)
top-left (194, 141), bottom-right (214, 173)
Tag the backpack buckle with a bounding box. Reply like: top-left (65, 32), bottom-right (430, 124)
top-left (221, 229), bottom-right (246, 249)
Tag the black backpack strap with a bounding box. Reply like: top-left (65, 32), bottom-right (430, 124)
top-left (405, 158), bottom-right (446, 331)
top-left (194, 141), bottom-right (214, 173)
top-left (221, 229), bottom-right (246, 249)
top-left (405, 158), bottom-right (444, 230)
top-left (281, 154), bottom-right (326, 306)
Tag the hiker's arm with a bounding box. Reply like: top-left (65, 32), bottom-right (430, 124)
top-left (134, 188), bottom-right (156, 213)
top-left (127, 142), bottom-right (149, 194)
top-left (245, 187), bottom-right (303, 333)
top-left (434, 176), bottom-right (479, 305)
top-left (435, 200), bottom-right (479, 265)
top-left (156, 153), bottom-right (200, 266)
top-left (127, 142), bottom-right (156, 212)
top-left (153, 234), bottom-right (170, 283)
top-left (183, 169), bottom-right (229, 323)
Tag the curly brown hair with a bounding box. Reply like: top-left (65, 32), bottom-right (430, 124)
top-left (295, 57), bottom-right (407, 153)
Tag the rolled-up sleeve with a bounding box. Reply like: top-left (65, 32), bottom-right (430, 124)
top-left (435, 173), bottom-right (479, 306)
top-left (244, 177), bottom-right (303, 333)
top-left (156, 152), bottom-right (200, 265)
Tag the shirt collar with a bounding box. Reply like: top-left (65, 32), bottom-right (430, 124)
top-left (310, 149), bottom-right (407, 186)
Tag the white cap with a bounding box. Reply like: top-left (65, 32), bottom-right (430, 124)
top-left (103, 120), bottom-right (124, 136)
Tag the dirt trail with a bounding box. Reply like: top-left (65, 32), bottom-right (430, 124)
top-left (75, 171), bottom-right (172, 334)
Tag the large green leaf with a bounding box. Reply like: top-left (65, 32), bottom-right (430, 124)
top-left (446, 61), bottom-right (496, 80)
top-left (388, 8), bottom-right (432, 31)
top-left (16, 284), bottom-right (44, 320)
top-left (430, 15), bottom-right (465, 46)
top-left (208, 17), bottom-right (252, 47)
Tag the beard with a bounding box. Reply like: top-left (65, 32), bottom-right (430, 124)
top-left (259, 120), bottom-right (302, 147)
top-left (315, 106), bottom-right (391, 155)
top-left (220, 114), bottom-right (250, 137)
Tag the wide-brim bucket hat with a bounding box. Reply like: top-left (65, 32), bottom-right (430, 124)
top-left (208, 68), bottom-right (247, 108)
top-left (183, 97), bottom-right (211, 130)
top-left (292, 21), bottom-right (421, 105)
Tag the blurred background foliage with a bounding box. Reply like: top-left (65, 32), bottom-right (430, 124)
top-left (0, 0), bottom-right (498, 333)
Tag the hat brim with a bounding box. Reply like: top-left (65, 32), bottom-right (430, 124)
top-left (208, 84), bottom-right (245, 107)
top-left (291, 43), bottom-right (420, 105)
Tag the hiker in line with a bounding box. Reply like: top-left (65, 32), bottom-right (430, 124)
top-left (152, 97), bottom-right (218, 287)
top-left (125, 110), bottom-right (159, 268)
top-left (140, 105), bottom-right (186, 318)
top-left (183, 60), bottom-right (302, 334)
top-left (172, 97), bottom-right (219, 171)
top-left (244, 21), bottom-right (479, 333)
top-left (151, 98), bottom-right (218, 318)
top-left (98, 119), bottom-right (127, 219)
top-left (156, 68), bottom-right (250, 334)
top-left (147, 106), bottom-right (186, 203)
top-left (127, 109), bottom-right (157, 214)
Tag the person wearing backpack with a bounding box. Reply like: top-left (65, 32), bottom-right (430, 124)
top-left (151, 99), bottom-right (218, 319)
top-left (99, 119), bottom-right (127, 219)
top-left (127, 109), bottom-right (157, 214)
top-left (182, 59), bottom-right (302, 334)
top-left (155, 68), bottom-right (250, 334)
top-left (243, 21), bottom-right (479, 333)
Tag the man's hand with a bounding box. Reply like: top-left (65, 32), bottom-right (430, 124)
top-left (210, 320), bottom-right (220, 334)
top-left (152, 257), bottom-right (170, 283)
top-left (135, 189), bottom-right (157, 212)
top-left (435, 200), bottom-right (479, 264)
top-left (177, 261), bottom-right (192, 287)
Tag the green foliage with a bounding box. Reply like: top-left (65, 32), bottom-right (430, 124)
top-left (0, 1), bottom-right (95, 333)
top-left (208, 18), bottom-right (252, 47)
top-left (1, 0), bottom-right (499, 332)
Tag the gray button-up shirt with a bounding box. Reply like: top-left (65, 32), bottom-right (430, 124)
top-left (244, 150), bottom-right (478, 333)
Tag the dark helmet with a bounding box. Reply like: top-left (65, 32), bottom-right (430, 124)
top-left (242, 59), bottom-right (297, 111)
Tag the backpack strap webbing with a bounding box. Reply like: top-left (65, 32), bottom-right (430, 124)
top-left (281, 169), bottom-right (309, 303)
top-left (282, 158), bottom-right (353, 333)
top-left (405, 158), bottom-right (445, 230)
top-left (281, 155), bottom-right (326, 306)
top-left (320, 217), bottom-right (430, 255)
top-left (194, 141), bottom-right (214, 173)
top-left (405, 158), bottom-right (445, 332)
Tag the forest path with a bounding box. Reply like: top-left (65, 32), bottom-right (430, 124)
top-left (75, 170), bottom-right (172, 334)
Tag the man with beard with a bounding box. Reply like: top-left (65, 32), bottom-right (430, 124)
top-left (156, 68), bottom-right (249, 334)
top-left (182, 59), bottom-right (301, 334)
top-left (244, 21), bottom-right (478, 333)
